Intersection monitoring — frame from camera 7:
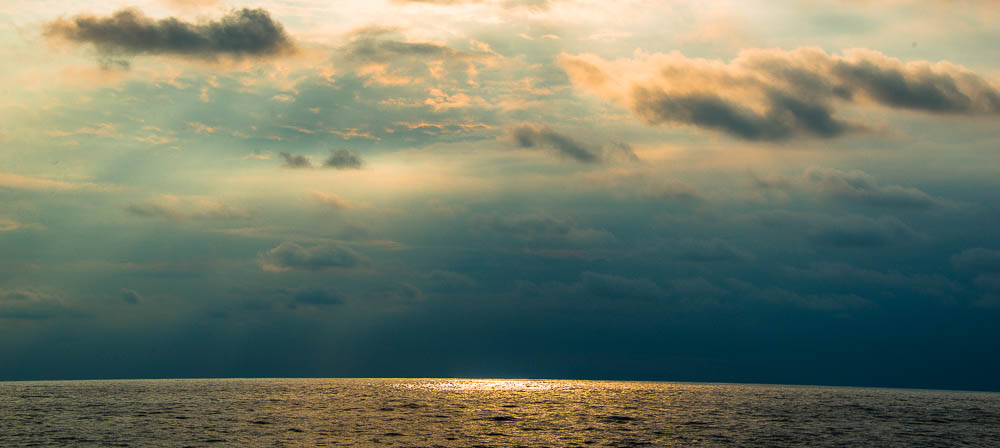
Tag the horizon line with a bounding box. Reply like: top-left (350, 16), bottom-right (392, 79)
top-left (2, 376), bottom-right (998, 394)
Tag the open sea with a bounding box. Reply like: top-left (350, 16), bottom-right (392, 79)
top-left (1, 378), bottom-right (998, 447)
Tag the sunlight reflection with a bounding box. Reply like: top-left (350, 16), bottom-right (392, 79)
top-left (400, 379), bottom-right (575, 392)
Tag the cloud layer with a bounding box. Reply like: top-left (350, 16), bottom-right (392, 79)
top-left (561, 47), bottom-right (1000, 141)
top-left (258, 242), bottom-right (370, 272)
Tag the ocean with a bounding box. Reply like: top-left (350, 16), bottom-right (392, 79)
top-left (1, 378), bottom-right (997, 446)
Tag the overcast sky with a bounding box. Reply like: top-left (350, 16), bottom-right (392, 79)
top-left (1, 0), bottom-right (999, 390)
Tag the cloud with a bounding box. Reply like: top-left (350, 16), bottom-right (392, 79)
top-left (336, 27), bottom-right (496, 88)
top-left (640, 180), bottom-right (703, 202)
top-left (518, 272), bottom-right (871, 311)
top-left (674, 238), bottom-right (755, 262)
top-left (0, 289), bottom-right (73, 320)
top-left (391, 0), bottom-right (473, 4)
top-left (308, 190), bottom-right (354, 210)
top-left (560, 47), bottom-right (1000, 141)
top-left (670, 277), bottom-right (728, 301)
top-left (0, 217), bottom-right (45, 233)
top-left (952, 248), bottom-right (1000, 307)
top-left (579, 271), bottom-right (665, 300)
top-left (392, 283), bottom-right (423, 301)
top-left (282, 150), bottom-right (364, 172)
top-left (0, 218), bottom-right (20, 232)
top-left (807, 215), bottom-right (923, 248)
top-left (787, 262), bottom-right (959, 299)
top-left (44, 8), bottom-right (295, 65)
top-left (426, 270), bottom-right (478, 292)
top-left (389, 0), bottom-right (555, 11)
top-left (509, 124), bottom-right (600, 163)
top-left (972, 274), bottom-right (1000, 308)
top-left (636, 88), bottom-right (855, 141)
top-left (952, 248), bottom-right (1000, 273)
top-left (757, 211), bottom-right (923, 248)
top-left (605, 142), bottom-right (641, 163)
top-left (258, 242), bottom-right (370, 272)
top-left (485, 214), bottom-right (572, 239)
top-left (802, 167), bottom-right (948, 209)
top-left (121, 288), bottom-right (142, 304)
top-left (482, 214), bottom-right (614, 243)
top-left (750, 168), bottom-right (952, 209)
top-left (279, 152), bottom-right (313, 169)
top-left (125, 195), bottom-right (248, 221)
top-left (0, 173), bottom-right (104, 192)
top-left (284, 288), bottom-right (345, 306)
top-left (162, 0), bottom-right (224, 10)
top-left (324, 149), bottom-right (364, 169)
top-left (516, 271), bottom-right (667, 302)
top-left (725, 279), bottom-right (873, 311)
top-left (343, 27), bottom-right (482, 63)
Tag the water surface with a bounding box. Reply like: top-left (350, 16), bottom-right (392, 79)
top-left (1, 378), bottom-right (998, 446)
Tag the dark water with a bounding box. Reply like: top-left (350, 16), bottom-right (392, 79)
top-left (1, 378), bottom-right (998, 447)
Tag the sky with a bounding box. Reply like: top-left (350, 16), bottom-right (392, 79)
top-left (1, 0), bottom-right (999, 390)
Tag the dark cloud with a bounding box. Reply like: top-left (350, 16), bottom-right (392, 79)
top-left (670, 277), bottom-right (728, 302)
top-left (125, 203), bottom-right (178, 218)
top-left (486, 214), bottom-right (572, 239)
top-left (724, 279), bottom-right (872, 311)
top-left (972, 274), bottom-right (1000, 308)
top-left (756, 211), bottom-right (923, 248)
top-left (426, 270), bottom-right (478, 292)
top-left (279, 151), bottom-right (313, 169)
top-left (952, 249), bottom-right (1000, 307)
top-left (787, 263), bottom-right (960, 300)
top-left (509, 124), bottom-right (600, 163)
top-left (580, 271), bottom-right (665, 300)
top-left (675, 238), bottom-right (755, 262)
top-left (562, 48), bottom-right (1000, 141)
top-left (803, 167), bottom-right (946, 209)
top-left (120, 288), bottom-right (142, 304)
top-left (831, 59), bottom-right (1000, 114)
top-left (952, 248), bottom-right (1000, 273)
top-left (394, 283), bottom-right (423, 301)
top-left (281, 150), bottom-right (363, 170)
top-left (258, 242), bottom-right (370, 272)
top-left (369, 282), bottom-right (424, 302)
top-left (515, 271), bottom-right (667, 303)
top-left (808, 215), bottom-right (922, 248)
top-left (286, 288), bottom-right (345, 306)
top-left (481, 214), bottom-right (613, 243)
top-left (44, 8), bottom-right (295, 64)
top-left (324, 149), bottom-right (364, 170)
top-left (516, 271), bottom-right (873, 311)
top-left (606, 142), bottom-right (641, 163)
top-left (746, 48), bottom-right (1000, 116)
top-left (632, 87), bottom-right (855, 141)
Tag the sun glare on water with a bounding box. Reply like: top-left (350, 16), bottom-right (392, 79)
top-left (400, 379), bottom-right (576, 392)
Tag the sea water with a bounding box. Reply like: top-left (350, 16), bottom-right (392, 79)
top-left (1, 378), bottom-right (998, 446)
